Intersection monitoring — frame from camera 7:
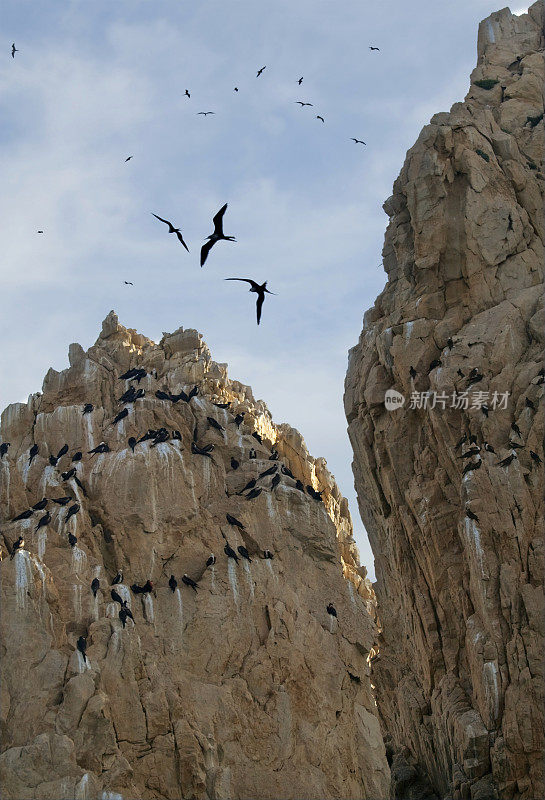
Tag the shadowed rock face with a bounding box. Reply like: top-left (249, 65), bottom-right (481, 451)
top-left (345, 3), bottom-right (544, 799)
top-left (0, 312), bottom-right (388, 800)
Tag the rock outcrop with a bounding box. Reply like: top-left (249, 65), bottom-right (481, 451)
top-left (0, 312), bottom-right (388, 800)
top-left (345, 4), bottom-right (544, 799)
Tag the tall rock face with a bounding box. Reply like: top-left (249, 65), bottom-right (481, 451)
top-left (0, 312), bottom-right (387, 800)
top-left (345, 4), bottom-right (544, 800)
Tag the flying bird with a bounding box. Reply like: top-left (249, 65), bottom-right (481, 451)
top-left (350, 138), bottom-right (366, 145)
top-left (37, 230), bottom-right (44, 233)
top-left (224, 278), bottom-right (275, 325)
top-left (184, 89), bottom-right (190, 98)
top-left (197, 111), bottom-right (215, 116)
top-left (152, 214), bottom-right (189, 252)
top-left (256, 66), bottom-right (266, 77)
top-left (11, 43), bottom-right (18, 58)
top-left (125, 156), bottom-right (133, 162)
top-left (298, 77), bottom-right (303, 84)
top-left (316, 115), bottom-right (325, 123)
top-left (124, 281), bottom-right (134, 285)
top-left (296, 101), bottom-right (313, 106)
top-left (234, 87), bottom-right (238, 91)
top-left (369, 46), bottom-right (380, 51)
top-left (201, 204), bottom-right (235, 266)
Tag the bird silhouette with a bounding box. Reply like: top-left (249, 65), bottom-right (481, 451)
top-left (11, 43), bottom-right (18, 58)
top-left (350, 138), bottom-right (366, 145)
top-left (238, 478), bottom-right (257, 495)
top-left (369, 46), bottom-right (380, 51)
top-left (298, 77), bottom-right (303, 85)
top-left (201, 204), bottom-right (235, 266)
top-left (263, 550), bottom-right (274, 559)
top-left (152, 214), bottom-right (189, 252)
top-left (191, 442), bottom-right (214, 458)
top-left (296, 101), bottom-right (313, 107)
top-left (530, 451), bottom-right (542, 465)
top-left (234, 87), bottom-right (238, 91)
top-left (184, 89), bottom-right (190, 98)
top-left (234, 413), bottom-right (245, 427)
top-left (259, 465), bottom-right (277, 478)
top-left (511, 422), bottom-right (522, 439)
top-left (125, 156), bottom-right (132, 162)
top-left (252, 431), bottom-right (263, 444)
top-left (197, 111), bottom-right (215, 116)
top-left (409, 366), bottom-right (417, 379)
top-left (225, 278), bottom-right (275, 325)
top-left (271, 473), bottom-right (281, 489)
top-left (462, 459), bottom-right (481, 475)
top-left (316, 115), bottom-right (325, 123)
top-left (256, 66), bottom-right (266, 77)
top-left (207, 417), bottom-right (225, 434)
top-left (124, 281), bottom-right (134, 285)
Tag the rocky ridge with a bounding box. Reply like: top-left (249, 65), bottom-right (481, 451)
top-left (0, 311), bottom-right (386, 799)
top-left (345, 4), bottom-right (544, 799)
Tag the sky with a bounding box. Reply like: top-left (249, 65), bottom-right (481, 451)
top-left (0, 0), bottom-right (529, 580)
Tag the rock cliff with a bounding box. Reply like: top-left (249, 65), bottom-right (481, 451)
top-left (0, 312), bottom-right (387, 799)
top-left (345, 4), bottom-right (544, 799)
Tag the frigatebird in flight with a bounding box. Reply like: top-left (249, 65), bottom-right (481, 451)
top-left (225, 278), bottom-right (275, 325)
top-left (201, 204), bottom-right (235, 266)
top-left (256, 66), bottom-right (266, 77)
top-left (296, 101), bottom-right (313, 107)
top-left (351, 138), bottom-right (366, 145)
top-left (316, 115), bottom-right (325, 123)
top-left (197, 111), bottom-right (214, 116)
top-left (152, 214), bottom-right (189, 252)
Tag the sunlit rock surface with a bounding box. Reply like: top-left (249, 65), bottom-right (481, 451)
top-left (0, 312), bottom-right (387, 799)
top-left (345, 4), bottom-right (544, 799)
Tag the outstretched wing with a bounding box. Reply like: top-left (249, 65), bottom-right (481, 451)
top-left (212, 203), bottom-right (228, 236)
top-left (256, 293), bottom-right (265, 325)
top-left (152, 213), bottom-right (174, 232)
top-left (175, 230), bottom-right (189, 252)
top-left (200, 239), bottom-right (215, 267)
top-left (225, 277), bottom-right (259, 289)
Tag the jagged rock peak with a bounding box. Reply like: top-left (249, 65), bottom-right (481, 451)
top-left (346, 3), bottom-right (543, 800)
top-left (0, 312), bottom-right (385, 799)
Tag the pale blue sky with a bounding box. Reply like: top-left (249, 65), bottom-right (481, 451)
top-left (0, 1), bottom-right (528, 579)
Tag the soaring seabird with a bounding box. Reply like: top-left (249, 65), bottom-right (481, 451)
top-left (125, 156), bottom-right (133, 162)
top-left (91, 578), bottom-right (100, 597)
top-left (151, 214), bottom-right (190, 252)
top-left (28, 444), bottom-right (39, 465)
top-left (295, 101), bottom-right (313, 106)
top-left (256, 66), bottom-right (266, 77)
top-left (201, 204), bottom-right (236, 267)
top-left (76, 636), bottom-right (88, 662)
top-left (169, 575), bottom-right (177, 592)
top-left (36, 511), bottom-right (51, 532)
top-left (12, 44), bottom-right (19, 58)
top-left (350, 138), bottom-right (366, 145)
top-left (196, 111), bottom-right (215, 116)
top-left (316, 115), bottom-right (325, 122)
top-left (184, 89), bottom-right (190, 97)
top-left (298, 76), bottom-right (303, 84)
top-left (369, 46), bottom-right (380, 51)
top-left (182, 574), bottom-right (199, 591)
